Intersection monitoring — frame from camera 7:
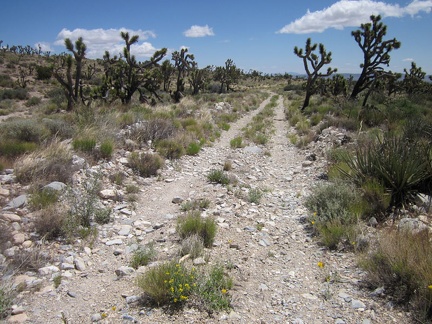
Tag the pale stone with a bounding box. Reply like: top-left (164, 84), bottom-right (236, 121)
top-left (13, 233), bottom-right (25, 245)
top-left (7, 313), bottom-right (28, 323)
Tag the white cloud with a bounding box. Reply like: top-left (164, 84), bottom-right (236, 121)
top-left (277, 0), bottom-right (432, 34)
top-left (54, 28), bottom-right (157, 58)
top-left (183, 25), bottom-right (214, 37)
top-left (403, 57), bottom-right (415, 61)
top-left (34, 42), bottom-right (53, 52)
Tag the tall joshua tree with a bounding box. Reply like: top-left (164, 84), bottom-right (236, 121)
top-left (171, 48), bottom-right (195, 102)
top-left (52, 37), bottom-right (87, 111)
top-left (350, 15), bottom-right (401, 101)
top-left (294, 38), bottom-right (337, 110)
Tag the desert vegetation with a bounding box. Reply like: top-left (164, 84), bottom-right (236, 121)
top-left (0, 13), bottom-right (431, 322)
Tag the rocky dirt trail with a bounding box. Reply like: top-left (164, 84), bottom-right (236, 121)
top-left (9, 94), bottom-right (411, 323)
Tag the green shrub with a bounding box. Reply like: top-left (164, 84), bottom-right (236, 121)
top-left (128, 152), bottom-right (164, 177)
top-left (230, 136), bottom-right (243, 149)
top-left (207, 169), bottom-right (230, 185)
top-left (0, 88), bottom-right (28, 100)
top-left (186, 142), bottom-right (201, 156)
top-left (42, 118), bottom-right (74, 139)
top-left (1, 118), bottom-right (47, 143)
top-left (35, 65), bottom-right (52, 80)
top-left (137, 261), bottom-right (196, 306)
top-left (177, 211), bottom-right (217, 248)
top-left (128, 118), bottom-right (176, 144)
top-left (94, 208), bottom-right (112, 224)
top-left (156, 139), bottom-right (185, 159)
top-left (360, 230), bottom-right (432, 321)
top-left (130, 243), bottom-right (156, 269)
top-left (248, 188), bottom-right (263, 204)
top-left (0, 140), bottom-right (37, 158)
top-left (0, 74), bottom-right (13, 87)
top-left (73, 137), bottom-right (96, 153)
top-left (25, 96), bottom-right (42, 107)
top-left (29, 188), bottom-right (59, 211)
top-left (305, 182), bottom-right (362, 249)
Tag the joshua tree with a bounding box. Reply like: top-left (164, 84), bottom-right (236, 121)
top-left (171, 48), bottom-right (195, 102)
top-left (350, 15), bottom-right (401, 101)
top-left (214, 59), bottom-right (241, 93)
top-left (52, 37), bottom-right (87, 111)
top-left (160, 59), bottom-right (175, 92)
top-left (294, 38), bottom-right (337, 110)
top-left (403, 62), bottom-right (426, 95)
top-left (188, 63), bottom-right (211, 95)
top-left (102, 32), bottom-right (166, 104)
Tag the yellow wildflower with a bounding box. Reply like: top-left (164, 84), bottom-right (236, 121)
top-left (180, 295), bottom-right (188, 301)
top-left (428, 285), bottom-right (432, 290)
top-left (174, 298), bottom-right (178, 303)
top-left (111, 306), bottom-right (116, 311)
top-left (170, 287), bottom-right (174, 293)
top-left (165, 272), bottom-right (170, 275)
top-left (101, 313), bottom-right (108, 319)
top-left (311, 220), bottom-right (315, 225)
top-left (313, 212), bottom-right (317, 216)
top-left (317, 261), bottom-right (325, 268)
top-left (221, 288), bottom-right (227, 294)
top-left (184, 283), bottom-right (190, 290)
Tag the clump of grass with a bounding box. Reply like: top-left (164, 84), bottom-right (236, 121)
top-left (207, 169), bottom-right (230, 185)
top-left (248, 188), bottom-right (263, 204)
top-left (156, 139), bottom-right (185, 159)
top-left (94, 208), bottom-right (112, 224)
top-left (73, 137), bottom-right (96, 153)
top-left (28, 188), bottom-right (60, 211)
top-left (14, 141), bottom-right (73, 185)
top-left (128, 152), bottom-right (164, 177)
top-left (223, 160), bottom-right (232, 171)
top-left (99, 140), bottom-right (114, 159)
top-left (186, 142), bottom-right (201, 156)
top-left (360, 229), bottom-right (432, 321)
top-left (130, 243), bottom-right (156, 269)
top-left (230, 136), bottom-right (243, 149)
top-left (137, 261), bottom-right (196, 306)
top-left (177, 211), bottom-right (217, 248)
top-left (53, 275), bottom-right (62, 288)
top-left (0, 140), bottom-right (37, 158)
top-left (137, 262), bottom-right (233, 311)
top-left (180, 198), bottom-right (211, 212)
top-left (0, 285), bottom-right (14, 319)
top-left (179, 234), bottom-right (205, 258)
top-left (1, 118), bottom-right (46, 143)
top-left (33, 205), bottom-right (65, 239)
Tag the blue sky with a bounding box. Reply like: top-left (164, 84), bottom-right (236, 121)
top-left (1, 0), bottom-right (431, 74)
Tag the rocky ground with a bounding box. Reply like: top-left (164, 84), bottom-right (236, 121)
top-left (0, 95), bottom-right (413, 323)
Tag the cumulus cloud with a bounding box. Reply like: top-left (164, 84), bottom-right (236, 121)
top-left (277, 0), bottom-right (432, 34)
top-left (34, 42), bottom-right (53, 52)
top-left (183, 25), bottom-right (214, 37)
top-left (54, 28), bottom-right (157, 58)
top-left (403, 57), bottom-right (415, 62)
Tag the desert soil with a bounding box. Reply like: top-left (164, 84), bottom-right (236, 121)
top-left (10, 94), bottom-right (411, 323)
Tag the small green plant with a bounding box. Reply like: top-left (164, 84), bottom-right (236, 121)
top-left (128, 152), bottom-right (164, 177)
top-left (25, 96), bottom-right (42, 107)
top-left (196, 265), bottom-right (233, 311)
top-left (94, 208), bottom-right (112, 224)
top-left (130, 243), bottom-right (156, 269)
top-left (0, 140), bottom-right (38, 158)
top-left (230, 136), bottom-right (243, 149)
top-left (177, 211), bottom-right (217, 248)
top-left (207, 169), bottom-right (230, 185)
top-left (248, 188), bottom-right (263, 204)
top-left (1, 118), bottom-right (46, 143)
top-left (53, 275), bottom-right (62, 288)
top-left (126, 184), bottom-right (140, 194)
top-left (223, 160), bottom-right (232, 171)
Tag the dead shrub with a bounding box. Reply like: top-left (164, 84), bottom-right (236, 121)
top-left (128, 118), bottom-right (177, 144)
top-left (33, 205), bottom-right (65, 240)
top-left (128, 152), bottom-right (164, 177)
